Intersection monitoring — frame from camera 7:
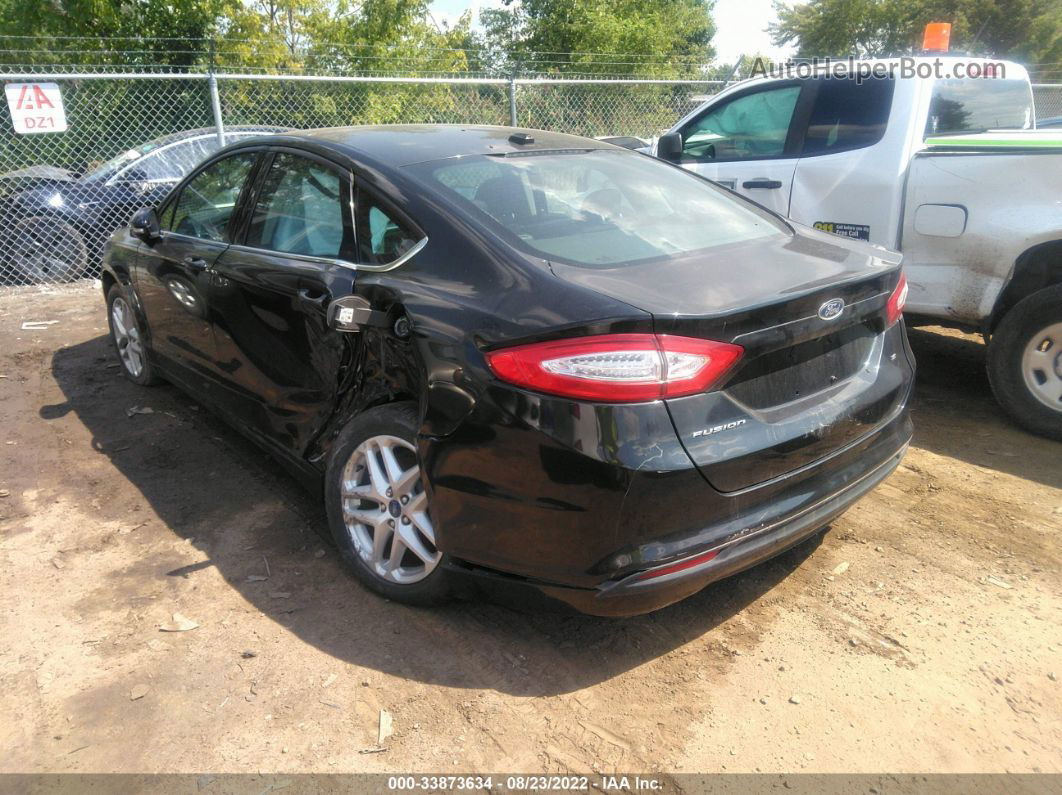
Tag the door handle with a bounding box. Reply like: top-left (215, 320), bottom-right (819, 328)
top-left (182, 256), bottom-right (208, 269)
top-left (742, 179), bottom-right (783, 190)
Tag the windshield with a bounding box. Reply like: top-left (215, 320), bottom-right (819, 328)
top-left (82, 140), bottom-right (162, 181)
top-left (83, 132), bottom-right (269, 184)
top-left (925, 78), bottom-right (1033, 136)
top-left (407, 150), bottom-right (786, 267)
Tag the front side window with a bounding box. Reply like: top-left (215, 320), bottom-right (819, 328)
top-left (166, 151), bottom-right (258, 242)
top-left (246, 153), bottom-right (349, 258)
top-left (681, 85), bottom-right (801, 162)
top-left (925, 78), bottom-right (1033, 136)
top-left (802, 77), bottom-right (894, 154)
top-left (408, 150), bottom-right (785, 268)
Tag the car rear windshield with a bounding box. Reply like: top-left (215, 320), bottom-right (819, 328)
top-left (925, 78), bottom-right (1033, 136)
top-left (406, 149), bottom-right (786, 267)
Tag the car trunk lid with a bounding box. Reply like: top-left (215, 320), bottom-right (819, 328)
top-left (549, 228), bottom-right (911, 492)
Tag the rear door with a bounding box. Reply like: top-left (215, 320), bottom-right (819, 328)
top-left (136, 150), bottom-right (259, 387)
top-left (788, 76), bottom-right (899, 247)
top-left (674, 81), bottom-right (806, 215)
top-left (208, 149), bottom-right (360, 457)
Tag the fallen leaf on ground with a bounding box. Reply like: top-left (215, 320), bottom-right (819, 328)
top-left (159, 612), bottom-right (199, 632)
top-left (378, 710), bottom-right (393, 745)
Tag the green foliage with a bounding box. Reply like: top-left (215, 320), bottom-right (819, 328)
top-left (0, 0), bottom-right (238, 67)
top-left (770, 0), bottom-right (1062, 65)
top-left (480, 0), bottom-right (716, 77)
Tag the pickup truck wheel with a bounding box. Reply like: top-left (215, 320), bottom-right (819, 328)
top-left (987, 285), bottom-right (1062, 441)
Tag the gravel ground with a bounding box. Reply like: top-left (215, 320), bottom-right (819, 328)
top-left (0, 283), bottom-right (1059, 775)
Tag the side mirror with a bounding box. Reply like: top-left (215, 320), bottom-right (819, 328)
top-left (130, 207), bottom-right (161, 243)
top-left (656, 132), bottom-right (683, 162)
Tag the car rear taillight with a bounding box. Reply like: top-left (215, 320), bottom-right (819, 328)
top-left (485, 333), bottom-right (743, 403)
top-left (886, 272), bottom-right (908, 327)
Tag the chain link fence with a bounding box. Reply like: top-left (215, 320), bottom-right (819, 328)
top-left (0, 69), bottom-right (1059, 288)
top-left (0, 70), bottom-right (721, 287)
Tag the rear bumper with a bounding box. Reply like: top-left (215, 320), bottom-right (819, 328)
top-left (539, 439), bottom-right (905, 616)
top-left (442, 406), bottom-right (911, 617)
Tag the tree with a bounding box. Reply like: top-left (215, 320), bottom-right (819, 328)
top-left (770, 0), bottom-right (1062, 66)
top-left (480, 0), bottom-right (716, 78)
top-left (0, 0), bottom-right (239, 67)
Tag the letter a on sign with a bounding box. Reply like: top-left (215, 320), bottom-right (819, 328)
top-left (5, 83), bottom-right (67, 134)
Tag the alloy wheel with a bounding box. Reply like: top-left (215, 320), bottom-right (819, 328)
top-left (340, 434), bottom-right (440, 585)
top-left (1021, 321), bottom-right (1062, 413)
top-left (110, 296), bottom-right (144, 378)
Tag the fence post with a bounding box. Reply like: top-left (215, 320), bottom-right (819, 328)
top-left (208, 73), bottom-right (225, 146)
top-left (508, 76), bottom-right (518, 127)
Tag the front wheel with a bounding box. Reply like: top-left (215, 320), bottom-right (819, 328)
top-left (324, 403), bottom-right (450, 606)
top-left (987, 285), bottom-right (1062, 441)
top-left (106, 284), bottom-right (160, 386)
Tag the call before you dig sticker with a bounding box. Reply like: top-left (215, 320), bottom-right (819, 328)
top-left (814, 221), bottom-right (871, 241)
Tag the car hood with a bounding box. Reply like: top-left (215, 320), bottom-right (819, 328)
top-left (547, 223), bottom-right (902, 320)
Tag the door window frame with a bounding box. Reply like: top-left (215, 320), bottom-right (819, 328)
top-left (677, 79), bottom-right (813, 165)
top-left (352, 177), bottom-right (428, 273)
top-left (156, 146), bottom-right (268, 246)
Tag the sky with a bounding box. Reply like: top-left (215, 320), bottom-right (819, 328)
top-left (428, 0), bottom-right (796, 65)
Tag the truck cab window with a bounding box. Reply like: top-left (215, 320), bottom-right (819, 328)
top-left (925, 78), bottom-right (1033, 136)
top-left (681, 85), bottom-right (801, 162)
top-left (802, 77), bottom-right (895, 155)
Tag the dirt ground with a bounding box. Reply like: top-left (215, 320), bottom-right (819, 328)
top-left (0, 282), bottom-right (1059, 776)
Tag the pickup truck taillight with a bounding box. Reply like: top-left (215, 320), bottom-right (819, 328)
top-left (485, 333), bottom-right (744, 403)
top-left (887, 273), bottom-right (908, 327)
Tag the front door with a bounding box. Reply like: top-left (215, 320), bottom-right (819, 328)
top-left (135, 150), bottom-right (259, 388)
top-left (674, 81), bottom-right (805, 216)
top-left (208, 150), bottom-right (358, 458)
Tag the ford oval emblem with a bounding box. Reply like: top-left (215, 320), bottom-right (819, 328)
top-left (818, 298), bottom-right (845, 320)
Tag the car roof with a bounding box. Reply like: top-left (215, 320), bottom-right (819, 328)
top-left (147, 125), bottom-right (288, 148)
top-left (256, 124), bottom-right (617, 168)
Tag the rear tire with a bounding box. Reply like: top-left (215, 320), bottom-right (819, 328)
top-left (324, 402), bottom-right (450, 606)
top-left (987, 285), bottom-right (1062, 441)
top-left (106, 284), bottom-right (160, 386)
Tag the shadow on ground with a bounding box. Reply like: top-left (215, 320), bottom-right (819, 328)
top-left (42, 334), bottom-right (820, 697)
top-left (906, 326), bottom-right (1061, 490)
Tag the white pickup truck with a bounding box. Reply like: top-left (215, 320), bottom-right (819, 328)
top-left (654, 56), bottom-right (1062, 440)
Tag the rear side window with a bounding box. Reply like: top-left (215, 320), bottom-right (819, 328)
top-left (925, 78), bottom-right (1033, 135)
top-left (354, 195), bottom-right (419, 266)
top-left (681, 85), bottom-right (801, 162)
top-left (166, 151), bottom-right (257, 242)
top-left (246, 153), bottom-right (349, 258)
top-left (801, 77), bottom-right (894, 155)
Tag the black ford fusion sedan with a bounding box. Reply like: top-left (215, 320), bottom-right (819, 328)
top-left (100, 125), bottom-right (914, 616)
